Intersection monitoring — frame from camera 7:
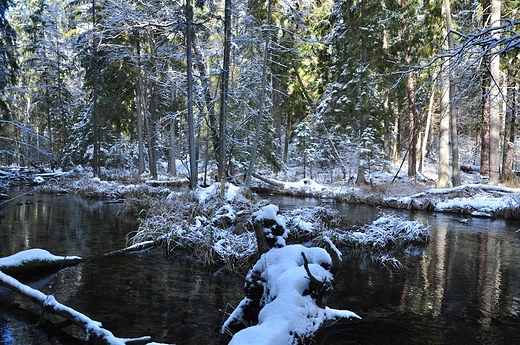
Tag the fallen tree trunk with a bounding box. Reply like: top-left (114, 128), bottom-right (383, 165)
top-left (0, 248), bottom-right (84, 277)
top-left (252, 172), bottom-right (285, 188)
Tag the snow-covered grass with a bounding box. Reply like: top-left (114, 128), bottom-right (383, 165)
top-left (346, 214), bottom-right (429, 249)
top-left (128, 179), bottom-right (429, 272)
top-left (129, 183), bottom-right (267, 267)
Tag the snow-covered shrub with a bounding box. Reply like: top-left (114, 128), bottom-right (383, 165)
top-left (104, 139), bottom-right (140, 170)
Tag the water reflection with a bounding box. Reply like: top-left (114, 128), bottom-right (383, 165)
top-left (326, 213), bottom-right (520, 344)
top-left (1, 191), bottom-right (520, 344)
top-left (0, 187), bottom-right (133, 258)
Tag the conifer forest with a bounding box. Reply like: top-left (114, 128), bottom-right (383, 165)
top-left (1, 0), bottom-right (519, 188)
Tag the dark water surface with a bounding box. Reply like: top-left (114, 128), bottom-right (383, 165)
top-left (1, 189), bottom-right (520, 344)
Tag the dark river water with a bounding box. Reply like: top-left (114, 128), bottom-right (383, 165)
top-left (1, 188), bottom-right (520, 345)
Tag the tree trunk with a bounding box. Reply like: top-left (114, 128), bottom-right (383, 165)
top-left (186, 0), bottom-right (198, 189)
top-left (444, 0), bottom-right (460, 186)
top-left (191, 30), bottom-right (219, 165)
top-left (438, 60), bottom-right (450, 188)
top-left (218, 0), bottom-right (232, 182)
top-left (488, 0), bottom-right (501, 185)
top-left (382, 96), bottom-right (391, 173)
top-left (245, 0), bottom-right (272, 188)
top-left (147, 85), bottom-right (158, 180)
top-left (437, 0), bottom-right (451, 188)
top-left (419, 85), bottom-right (434, 173)
top-left (502, 79), bottom-right (517, 181)
top-left (480, 76), bottom-right (490, 176)
top-left (91, 0), bottom-right (99, 176)
top-left (168, 90), bottom-right (177, 176)
top-left (134, 30), bottom-right (146, 175)
top-left (406, 61), bottom-right (417, 178)
top-left (356, 113), bottom-right (368, 185)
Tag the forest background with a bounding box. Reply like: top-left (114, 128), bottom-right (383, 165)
top-left (1, 0), bottom-right (519, 190)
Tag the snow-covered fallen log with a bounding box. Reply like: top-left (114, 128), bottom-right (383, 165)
top-left (0, 248), bottom-right (83, 276)
top-left (221, 244), bottom-right (360, 345)
top-left (223, 205), bottom-right (359, 345)
top-left (383, 184), bottom-right (520, 219)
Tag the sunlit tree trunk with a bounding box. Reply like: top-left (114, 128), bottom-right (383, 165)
top-left (438, 61), bottom-right (450, 187)
top-left (445, 0), bottom-right (460, 186)
top-left (437, 0), bottom-right (451, 188)
top-left (488, 0), bottom-right (501, 185)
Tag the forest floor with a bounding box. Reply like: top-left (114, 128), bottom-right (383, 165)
top-left (2, 155), bottom-right (520, 220)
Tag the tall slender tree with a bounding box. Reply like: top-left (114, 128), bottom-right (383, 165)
top-left (488, 0), bottom-right (501, 185)
top-left (186, 0), bottom-right (197, 189)
top-left (218, 0), bottom-right (232, 182)
top-left (444, 0), bottom-right (460, 186)
top-left (0, 0), bottom-right (17, 101)
top-left (438, 0), bottom-right (452, 188)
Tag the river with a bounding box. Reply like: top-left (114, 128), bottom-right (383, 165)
top-left (1, 188), bottom-right (520, 344)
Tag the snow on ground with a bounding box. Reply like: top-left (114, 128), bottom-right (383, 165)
top-left (194, 182), bottom-right (241, 203)
top-left (265, 162), bottom-right (520, 219)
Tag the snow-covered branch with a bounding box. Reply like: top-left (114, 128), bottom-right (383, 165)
top-left (0, 271), bottom-right (152, 345)
top-left (0, 249), bottom-right (174, 345)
